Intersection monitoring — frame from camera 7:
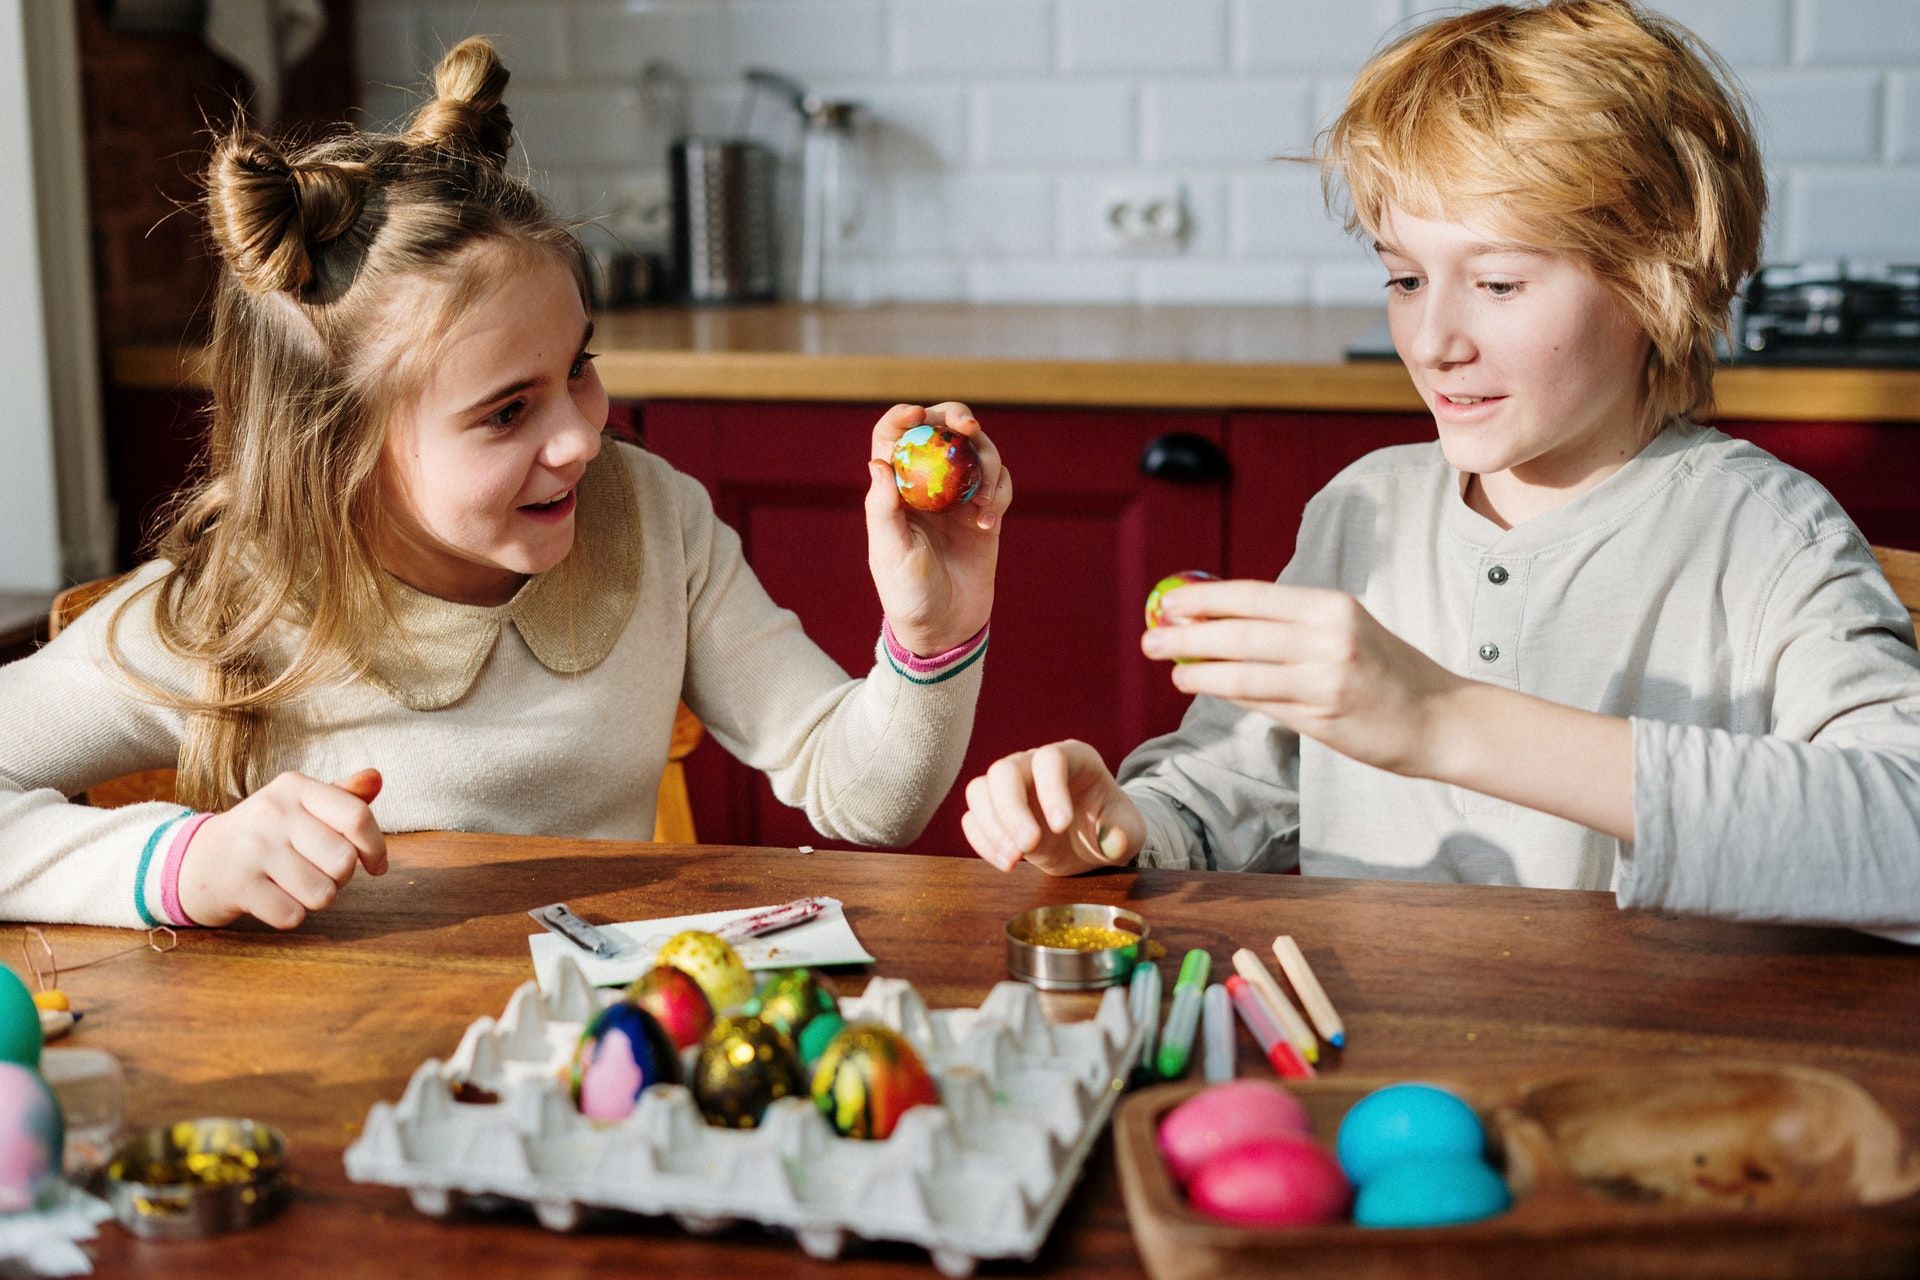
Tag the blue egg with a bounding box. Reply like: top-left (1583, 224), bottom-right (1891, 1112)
top-left (1336, 1083), bottom-right (1485, 1184)
top-left (1353, 1153), bottom-right (1512, 1228)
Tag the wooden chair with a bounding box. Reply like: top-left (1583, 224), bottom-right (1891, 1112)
top-left (48, 576), bottom-right (706, 841)
top-left (1871, 545), bottom-right (1920, 630)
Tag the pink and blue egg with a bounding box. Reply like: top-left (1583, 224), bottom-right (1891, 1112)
top-left (569, 1003), bottom-right (680, 1122)
top-left (0, 1062), bottom-right (62, 1213)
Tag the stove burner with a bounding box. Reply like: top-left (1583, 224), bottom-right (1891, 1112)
top-left (1738, 263), bottom-right (1920, 367)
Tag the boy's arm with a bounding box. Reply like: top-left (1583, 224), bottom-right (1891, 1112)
top-left (1117, 692), bottom-right (1304, 872)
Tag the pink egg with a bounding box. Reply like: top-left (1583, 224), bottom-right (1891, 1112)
top-left (1187, 1135), bottom-right (1352, 1227)
top-left (1158, 1080), bottom-right (1314, 1185)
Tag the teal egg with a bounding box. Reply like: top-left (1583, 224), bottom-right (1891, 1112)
top-left (0, 970), bottom-right (39, 1070)
top-left (1353, 1154), bottom-right (1512, 1228)
top-left (1336, 1083), bottom-right (1485, 1185)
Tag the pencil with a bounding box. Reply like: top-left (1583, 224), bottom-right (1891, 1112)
top-left (1229, 948), bottom-right (1319, 1064)
top-left (1272, 935), bottom-right (1345, 1048)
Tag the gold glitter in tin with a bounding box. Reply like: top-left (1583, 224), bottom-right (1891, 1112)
top-left (1025, 924), bottom-right (1141, 952)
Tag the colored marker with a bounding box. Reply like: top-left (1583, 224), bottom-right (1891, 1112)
top-left (1129, 959), bottom-right (1162, 1078)
top-left (1155, 949), bottom-right (1211, 1079)
top-left (1272, 935), bottom-right (1346, 1048)
top-left (1231, 947), bottom-right (1319, 1064)
top-left (1202, 983), bottom-right (1234, 1083)
top-left (1226, 975), bottom-right (1314, 1079)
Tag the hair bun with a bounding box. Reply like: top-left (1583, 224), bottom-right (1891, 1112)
top-left (404, 36), bottom-right (514, 163)
top-left (206, 135), bottom-right (372, 294)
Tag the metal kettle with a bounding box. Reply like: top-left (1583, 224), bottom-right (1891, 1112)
top-left (744, 69), bottom-right (864, 304)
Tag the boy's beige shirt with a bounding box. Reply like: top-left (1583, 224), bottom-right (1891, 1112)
top-left (0, 442), bottom-right (984, 927)
top-left (1121, 422), bottom-right (1920, 939)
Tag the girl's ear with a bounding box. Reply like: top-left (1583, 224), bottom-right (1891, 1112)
top-left (207, 133), bottom-right (372, 295)
top-left (403, 37), bottom-right (514, 166)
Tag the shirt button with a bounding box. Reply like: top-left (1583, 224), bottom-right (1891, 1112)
top-left (1478, 642), bottom-right (1500, 662)
top-left (1487, 565), bottom-right (1509, 585)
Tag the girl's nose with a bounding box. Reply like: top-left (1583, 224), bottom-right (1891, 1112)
top-left (547, 402), bottom-right (604, 469)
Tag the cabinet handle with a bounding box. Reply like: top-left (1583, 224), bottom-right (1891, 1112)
top-left (1140, 433), bottom-right (1229, 483)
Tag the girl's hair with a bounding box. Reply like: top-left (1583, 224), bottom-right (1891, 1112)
top-left (113, 37), bottom-right (589, 809)
top-left (1319, 0), bottom-right (1766, 435)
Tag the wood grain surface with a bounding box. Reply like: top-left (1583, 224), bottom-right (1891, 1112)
top-left (12, 833), bottom-right (1919, 1277)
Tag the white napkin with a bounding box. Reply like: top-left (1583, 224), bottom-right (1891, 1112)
top-left (529, 897), bottom-right (874, 992)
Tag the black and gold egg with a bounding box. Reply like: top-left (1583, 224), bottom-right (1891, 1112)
top-left (690, 1014), bottom-right (805, 1129)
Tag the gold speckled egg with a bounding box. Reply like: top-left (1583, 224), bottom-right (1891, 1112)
top-left (691, 1015), bottom-right (805, 1129)
top-left (654, 930), bottom-right (755, 1013)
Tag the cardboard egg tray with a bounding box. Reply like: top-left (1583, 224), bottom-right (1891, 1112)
top-left (343, 955), bottom-right (1144, 1277)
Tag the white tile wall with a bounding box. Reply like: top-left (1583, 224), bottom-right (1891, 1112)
top-left (359, 0), bottom-right (1920, 306)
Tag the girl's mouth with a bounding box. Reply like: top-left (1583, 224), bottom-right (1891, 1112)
top-left (518, 488), bottom-right (576, 522)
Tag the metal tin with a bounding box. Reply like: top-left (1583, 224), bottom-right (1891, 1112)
top-left (1005, 904), bottom-right (1149, 991)
top-left (103, 1117), bottom-right (288, 1239)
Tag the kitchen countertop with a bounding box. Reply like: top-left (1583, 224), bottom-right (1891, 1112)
top-left (110, 303), bottom-right (1920, 422)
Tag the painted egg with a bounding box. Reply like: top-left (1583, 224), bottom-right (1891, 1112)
top-left (1158, 1080), bottom-right (1315, 1185)
top-left (626, 965), bottom-right (713, 1051)
top-left (810, 1023), bottom-right (941, 1140)
top-left (570, 1002), bottom-right (680, 1121)
top-left (1144, 570), bottom-right (1219, 631)
top-left (1336, 1083), bottom-right (1487, 1185)
top-left (794, 1011), bottom-right (845, 1069)
top-left (891, 425), bottom-right (983, 513)
top-left (1187, 1134), bottom-right (1352, 1227)
top-left (0, 1062), bottom-right (62, 1212)
top-left (1353, 1153), bottom-right (1512, 1228)
top-left (743, 969), bottom-right (837, 1050)
top-left (0, 969), bottom-right (41, 1069)
top-left (655, 930), bottom-right (755, 1014)
top-left (691, 1015), bottom-right (805, 1129)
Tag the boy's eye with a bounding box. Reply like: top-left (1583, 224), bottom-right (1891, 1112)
top-left (1385, 276), bottom-right (1422, 295)
top-left (486, 399), bottom-right (525, 428)
top-left (570, 351), bottom-right (599, 380)
top-left (1481, 280), bottom-right (1522, 298)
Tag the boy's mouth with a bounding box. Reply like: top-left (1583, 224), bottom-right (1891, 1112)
top-left (1440, 393), bottom-right (1502, 406)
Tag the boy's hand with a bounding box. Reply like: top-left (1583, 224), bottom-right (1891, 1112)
top-left (865, 402), bottom-right (1012, 657)
top-left (1141, 579), bottom-right (1467, 778)
top-left (960, 740), bottom-right (1146, 876)
top-left (177, 768), bottom-right (388, 929)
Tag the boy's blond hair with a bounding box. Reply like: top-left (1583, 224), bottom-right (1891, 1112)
top-left (1321, 0), bottom-right (1766, 435)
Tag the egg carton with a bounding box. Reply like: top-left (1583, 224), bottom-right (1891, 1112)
top-left (0, 1184), bottom-right (113, 1278)
top-left (343, 957), bottom-right (1144, 1277)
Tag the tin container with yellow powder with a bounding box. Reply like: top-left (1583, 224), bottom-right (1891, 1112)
top-left (104, 1117), bottom-right (287, 1239)
top-left (1005, 904), bottom-right (1150, 991)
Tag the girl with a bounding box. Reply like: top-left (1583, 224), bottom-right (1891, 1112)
top-left (0, 38), bottom-right (1009, 932)
top-left (959, 0), bottom-right (1920, 940)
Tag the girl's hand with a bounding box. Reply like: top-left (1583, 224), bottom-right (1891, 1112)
top-left (1141, 579), bottom-right (1467, 778)
top-left (866, 402), bottom-right (1012, 656)
top-left (176, 768), bottom-right (388, 929)
top-left (960, 740), bottom-right (1146, 876)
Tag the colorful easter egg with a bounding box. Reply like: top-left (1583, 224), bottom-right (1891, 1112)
top-left (810, 1023), bottom-right (941, 1140)
top-left (691, 1015), bottom-right (805, 1129)
top-left (743, 969), bottom-right (837, 1050)
top-left (655, 931), bottom-right (755, 1014)
top-left (794, 1011), bottom-right (845, 1070)
top-left (1336, 1082), bottom-right (1487, 1185)
top-left (1353, 1153), bottom-right (1511, 1228)
top-left (1144, 570), bottom-right (1219, 631)
top-left (569, 1002), bottom-right (680, 1121)
top-left (1158, 1079), bottom-right (1315, 1185)
top-left (891, 425), bottom-right (983, 513)
top-left (0, 1062), bottom-right (62, 1212)
top-left (1187, 1134), bottom-right (1352, 1227)
top-left (0, 969), bottom-right (41, 1069)
top-left (626, 965), bottom-right (714, 1051)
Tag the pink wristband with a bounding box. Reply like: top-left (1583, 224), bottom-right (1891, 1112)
top-left (882, 618), bottom-right (989, 672)
top-left (160, 812), bottom-right (213, 928)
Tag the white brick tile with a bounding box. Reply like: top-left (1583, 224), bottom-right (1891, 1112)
top-left (1653, 0), bottom-right (1790, 68)
top-left (1144, 80), bottom-right (1313, 163)
top-left (1784, 167), bottom-right (1920, 259)
top-left (1893, 73), bottom-right (1920, 162)
top-left (1059, 173), bottom-right (1229, 255)
top-left (1799, 0), bottom-right (1920, 65)
top-left (1308, 262), bottom-right (1391, 306)
top-left (415, 5), bottom-right (569, 81)
top-left (573, 2), bottom-right (733, 81)
top-left (844, 258), bottom-right (969, 303)
top-left (890, 0), bottom-right (1052, 75)
top-left (509, 86), bottom-right (648, 168)
top-left (1745, 70), bottom-right (1883, 164)
top-left (1235, 0), bottom-right (1402, 72)
top-left (1059, 0), bottom-right (1229, 74)
top-left (1232, 167), bottom-right (1356, 258)
top-left (966, 260), bottom-right (1139, 302)
top-left (728, 1), bottom-right (889, 80)
top-left (890, 173), bottom-right (1057, 256)
top-left (359, 8), bottom-right (420, 89)
top-left (976, 83), bottom-right (1136, 165)
top-left (847, 85), bottom-right (970, 168)
top-left (1138, 260), bottom-right (1307, 303)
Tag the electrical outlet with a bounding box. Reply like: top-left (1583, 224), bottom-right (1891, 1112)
top-left (1096, 182), bottom-right (1190, 254)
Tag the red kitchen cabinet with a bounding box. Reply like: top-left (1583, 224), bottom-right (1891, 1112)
top-left (1715, 420), bottom-right (1920, 549)
top-left (643, 401), bottom-right (1228, 855)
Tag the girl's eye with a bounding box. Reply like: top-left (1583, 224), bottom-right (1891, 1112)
top-left (1481, 280), bottom-right (1522, 298)
top-left (569, 351), bottom-right (599, 380)
top-left (1385, 276), bottom-right (1422, 295)
top-left (486, 400), bottom-right (525, 429)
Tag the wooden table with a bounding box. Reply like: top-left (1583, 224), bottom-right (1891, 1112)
top-left (13, 835), bottom-right (1920, 1277)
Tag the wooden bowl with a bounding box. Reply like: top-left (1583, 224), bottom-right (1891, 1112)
top-left (1114, 1062), bottom-right (1920, 1280)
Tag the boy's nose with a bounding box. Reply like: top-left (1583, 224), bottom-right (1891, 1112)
top-left (1409, 298), bottom-right (1476, 370)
